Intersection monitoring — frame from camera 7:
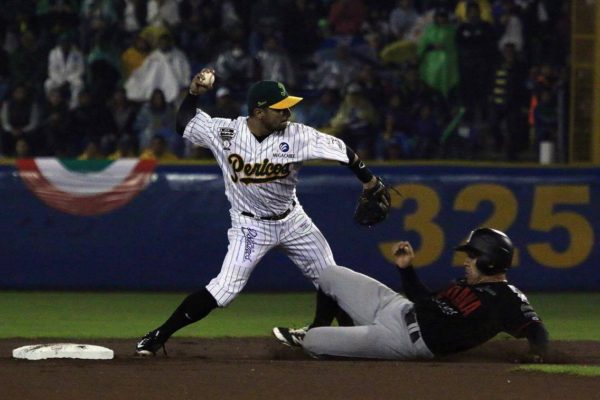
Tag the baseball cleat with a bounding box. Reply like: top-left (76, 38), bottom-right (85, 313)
top-left (135, 329), bottom-right (167, 356)
top-left (272, 326), bottom-right (307, 347)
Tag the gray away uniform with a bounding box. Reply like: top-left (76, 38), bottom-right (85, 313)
top-left (302, 265), bottom-right (548, 360)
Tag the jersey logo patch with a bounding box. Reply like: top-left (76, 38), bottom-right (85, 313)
top-left (278, 82), bottom-right (287, 96)
top-left (218, 127), bottom-right (237, 150)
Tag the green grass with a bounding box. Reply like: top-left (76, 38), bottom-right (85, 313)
top-left (0, 292), bottom-right (314, 338)
top-left (515, 365), bottom-right (600, 377)
top-left (0, 291), bottom-right (598, 339)
top-left (526, 293), bottom-right (600, 341)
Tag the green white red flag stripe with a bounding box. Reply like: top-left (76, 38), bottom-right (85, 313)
top-left (17, 158), bottom-right (156, 216)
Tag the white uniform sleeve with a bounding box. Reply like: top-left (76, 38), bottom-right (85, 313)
top-left (306, 127), bottom-right (349, 163)
top-left (182, 109), bottom-right (217, 148)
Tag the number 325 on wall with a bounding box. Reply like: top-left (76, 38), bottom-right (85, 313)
top-left (379, 184), bottom-right (594, 269)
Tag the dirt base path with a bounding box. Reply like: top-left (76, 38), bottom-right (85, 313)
top-left (2, 338), bottom-right (599, 400)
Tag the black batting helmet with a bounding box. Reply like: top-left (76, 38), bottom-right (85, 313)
top-left (454, 228), bottom-right (514, 275)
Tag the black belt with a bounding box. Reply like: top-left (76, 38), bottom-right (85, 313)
top-left (241, 201), bottom-right (296, 221)
top-left (404, 308), bottom-right (422, 344)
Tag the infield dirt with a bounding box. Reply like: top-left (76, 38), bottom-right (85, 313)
top-left (1, 338), bottom-right (599, 400)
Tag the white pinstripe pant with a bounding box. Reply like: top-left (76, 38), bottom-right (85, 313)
top-left (206, 205), bottom-right (335, 306)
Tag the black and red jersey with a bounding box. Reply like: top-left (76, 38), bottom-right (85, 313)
top-left (399, 266), bottom-right (548, 356)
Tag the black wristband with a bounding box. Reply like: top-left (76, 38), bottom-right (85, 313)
top-left (346, 147), bottom-right (375, 183)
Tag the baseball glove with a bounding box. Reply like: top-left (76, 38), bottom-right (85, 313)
top-left (354, 178), bottom-right (393, 227)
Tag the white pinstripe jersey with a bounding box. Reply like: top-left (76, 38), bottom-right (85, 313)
top-left (183, 109), bottom-right (349, 217)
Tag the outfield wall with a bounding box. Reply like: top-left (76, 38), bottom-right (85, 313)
top-left (1, 160), bottom-right (599, 291)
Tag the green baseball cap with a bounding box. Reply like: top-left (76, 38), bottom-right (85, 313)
top-left (247, 81), bottom-right (303, 112)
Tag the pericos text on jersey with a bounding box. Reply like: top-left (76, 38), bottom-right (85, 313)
top-left (227, 154), bottom-right (292, 184)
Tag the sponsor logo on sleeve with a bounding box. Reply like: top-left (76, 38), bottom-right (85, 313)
top-left (331, 136), bottom-right (345, 151)
top-left (320, 135), bottom-right (345, 152)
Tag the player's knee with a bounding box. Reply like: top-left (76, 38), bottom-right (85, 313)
top-left (316, 265), bottom-right (344, 293)
top-left (206, 285), bottom-right (241, 307)
top-left (215, 296), bottom-right (233, 308)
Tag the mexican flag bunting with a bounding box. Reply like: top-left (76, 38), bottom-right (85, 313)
top-left (16, 158), bottom-right (156, 216)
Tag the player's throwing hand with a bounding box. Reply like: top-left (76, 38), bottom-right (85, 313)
top-left (393, 241), bottom-right (414, 269)
top-left (189, 68), bottom-right (215, 95)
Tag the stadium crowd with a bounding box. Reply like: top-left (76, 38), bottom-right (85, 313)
top-left (0, 0), bottom-right (568, 161)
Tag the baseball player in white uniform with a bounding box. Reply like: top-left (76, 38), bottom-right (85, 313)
top-left (136, 70), bottom-right (389, 356)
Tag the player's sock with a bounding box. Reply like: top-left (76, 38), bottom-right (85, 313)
top-left (335, 308), bottom-right (354, 327)
top-left (157, 288), bottom-right (218, 339)
top-left (309, 289), bottom-right (338, 328)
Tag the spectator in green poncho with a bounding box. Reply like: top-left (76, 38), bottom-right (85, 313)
top-left (417, 7), bottom-right (459, 98)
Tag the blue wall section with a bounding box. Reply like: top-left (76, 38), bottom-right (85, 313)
top-left (1, 163), bottom-right (599, 291)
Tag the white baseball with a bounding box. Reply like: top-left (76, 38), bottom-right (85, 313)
top-left (201, 71), bottom-right (215, 88)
